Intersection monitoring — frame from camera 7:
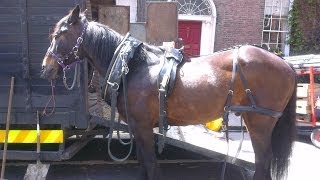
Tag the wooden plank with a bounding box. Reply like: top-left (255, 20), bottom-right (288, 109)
top-left (28, 34), bottom-right (50, 43)
top-left (0, 73), bottom-right (25, 86)
top-left (0, 86), bottom-right (26, 108)
top-left (27, 7), bottom-right (73, 15)
top-left (0, 22), bottom-right (21, 33)
top-left (296, 99), bottom-right (309, 106)
top-left (28, 15), bottom-right (66, 26)
top-left (29, 43), bottom-right (49, 54)
top-left (296, 105), bottom-right (311, 114)
top-left (0, 34), bottom-right (23, 43)
top-left (0, 64), bottom-right (24, 78)
top-left (0, 8), bottom-right (20, 15)
top-left (0, 0), bottom-right (20, 7)
top-left (146, 2), bottom-right (178, 45)
top-left (27, 0), bottom-right (78, 7)
top-left (0, 54), bottom-right (22, 63)
top-left (29, 54), bottom-right (45, 63)
top-left (0, 15), bottom-right (21, 23)
top-left (28, 26), bottom-right (53, 35)
top-left (0, 43), bottom-right (22, 53)
top-left (297, 83), bottom-right (320, 98)
top-left (98, 6), bottom-right (130, 35)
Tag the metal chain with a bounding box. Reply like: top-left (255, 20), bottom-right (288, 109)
top-left (63, 62), bottom-right (80, 90)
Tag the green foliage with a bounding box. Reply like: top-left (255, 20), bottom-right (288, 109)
top-left (288, 0), bottom-right (320, 55)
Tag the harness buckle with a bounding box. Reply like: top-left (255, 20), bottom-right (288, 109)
top-left (107, 81), bottom-right (119, 91)
top-left (73, 46), bottom-right (79, 54)
top-left (228, 90), bottom-right (234, 95)
top-left (224, 106), bottom-right (231, 112)
top-left (58, 60), bottom-right (64, 65)
top-left (122, 61), bottom-right (129, 75)
top-left (245, 89), bottom-right (252, 94)
top-left (77, 37), bottom-right (83, 44)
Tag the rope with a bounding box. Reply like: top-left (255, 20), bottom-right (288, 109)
top-left (42, 80), bottom-right (56, 116)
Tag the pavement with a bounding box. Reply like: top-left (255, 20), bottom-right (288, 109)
top-left (164, 113), bottom-right (320, 180)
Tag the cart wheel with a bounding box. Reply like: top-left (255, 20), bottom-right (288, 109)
top-left (310, 128), bottom-right (320, 148)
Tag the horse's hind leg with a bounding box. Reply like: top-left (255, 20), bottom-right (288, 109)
top-left (242, 113), bottom-right (277, 180)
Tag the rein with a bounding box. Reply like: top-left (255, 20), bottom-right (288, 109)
top-left (104, 33), bottom-right (142, 161)
top-left (42, 80), bottom-right (56, 116)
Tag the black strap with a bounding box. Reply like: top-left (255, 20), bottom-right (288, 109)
top-left (105, 33), bottom-right (142, 162)
top-left (223, 48), bottom-right (282, 118)
top-left (229, 105), bottom-right (283, 119)
top-left (158, 88), bottom-right (167, 154)
top-left (237, 61), bottom-right (257, 108)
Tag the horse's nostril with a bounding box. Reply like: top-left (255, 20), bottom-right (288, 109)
top-left (42, 65), bottom-right (45, 70)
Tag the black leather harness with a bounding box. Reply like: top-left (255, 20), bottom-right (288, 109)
top-left (157, 47), bottom-right (183, 153)
top-left (222, 48), bottom-right (283, 124)
top-left (103, 37), bottom-right (283, 162)
top-left (104, 33), bottom-right (142, 161)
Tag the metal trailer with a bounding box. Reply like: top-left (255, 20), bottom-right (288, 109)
top-left (0, 0), bottom-right (100, 161)
top-left (284, 54), bottom-right (320, 148)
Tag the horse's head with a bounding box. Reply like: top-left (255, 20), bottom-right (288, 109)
top-left (41, 5), bottom-right (88, 81)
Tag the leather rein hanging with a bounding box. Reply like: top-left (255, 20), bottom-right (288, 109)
top-left (104, 33), bottom-right (142, 161)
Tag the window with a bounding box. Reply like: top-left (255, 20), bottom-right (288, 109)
top-left (261, 0), bottom-right (292, 56)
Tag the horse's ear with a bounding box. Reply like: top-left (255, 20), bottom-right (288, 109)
top-left (69, 4), bottom-right (80, 24)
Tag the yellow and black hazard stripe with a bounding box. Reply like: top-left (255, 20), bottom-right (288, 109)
top-left (0, 130), bottom-right (63, 143)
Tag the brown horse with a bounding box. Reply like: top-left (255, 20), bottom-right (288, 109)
top-left (41, 5), bottom-right (296, 180)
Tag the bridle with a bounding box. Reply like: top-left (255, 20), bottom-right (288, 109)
top-left (46, 22), bottom-right (88, 89)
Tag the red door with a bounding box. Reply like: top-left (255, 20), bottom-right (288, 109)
top-left (178, 21), bottom-right (202, 56)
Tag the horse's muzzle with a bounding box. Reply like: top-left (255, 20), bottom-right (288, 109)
top-left (40, 65), bottom-right (57, 81)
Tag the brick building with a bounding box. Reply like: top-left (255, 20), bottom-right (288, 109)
top-left (89, 0), bottom-right (292, 56)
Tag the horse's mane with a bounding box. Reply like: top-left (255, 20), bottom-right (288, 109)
top-left (83, 21), bottom-right (122, 66)
top-left (82, 17), bottom-right (165, 68)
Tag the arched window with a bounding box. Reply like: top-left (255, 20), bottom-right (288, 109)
top-left (175, 0), bottom-right (212, 16)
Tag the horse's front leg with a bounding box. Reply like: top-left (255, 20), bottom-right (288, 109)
top-left (132, 117), bottom-right (159, 180)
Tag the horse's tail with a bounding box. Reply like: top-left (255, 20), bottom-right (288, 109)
top-left (271, 74), bottom-right (297, 180)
